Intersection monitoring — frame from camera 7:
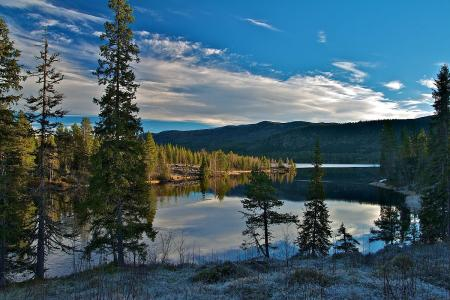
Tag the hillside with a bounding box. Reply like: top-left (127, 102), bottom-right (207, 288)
top-left (154, 117), bottom-right (432, 163)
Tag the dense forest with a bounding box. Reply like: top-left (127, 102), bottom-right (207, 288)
top-left (154, 117), bottom-right (432, 163)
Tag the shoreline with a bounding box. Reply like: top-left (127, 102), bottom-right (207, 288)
top-left (150, 165), bottom-right (295, 185)
top-left (369, 181), bottom-right (421, 211)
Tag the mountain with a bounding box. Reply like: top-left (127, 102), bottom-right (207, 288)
top-left (153, 116), bottom-right (432, 163)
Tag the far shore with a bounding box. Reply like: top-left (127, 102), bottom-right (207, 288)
top-left (150, 164), bottom-right (295, 184)
top-left (369, 181), bottom-right (421, 211)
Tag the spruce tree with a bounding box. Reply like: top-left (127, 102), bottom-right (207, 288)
top-left (335, 223), bottom-right (359, 254)
top-left (25, 35), bottom-right (68, 279)
top-left (241, 170), bottom-right (297, 259)
top-left (370, 206), bottom-right (401, 245)
top-left (297, 141), bottom-right (332, 257)
top-left (420, 65), bottom-right (450, 242)
top-left (85, 0), bottom-right (156, 266)
top-left (0, 18), bottom-right (30, 287)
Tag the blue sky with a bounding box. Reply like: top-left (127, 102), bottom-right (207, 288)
top-left (1, 0), bottom-right (447, 131)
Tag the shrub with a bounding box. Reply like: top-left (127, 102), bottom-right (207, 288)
top-left (192, 262), bottom-right (249, 284)
top-left (289, 267), bottom-right (333, 287)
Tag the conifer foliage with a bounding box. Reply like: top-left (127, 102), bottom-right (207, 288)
top-left (370, 206), bottom-right (401, 245)
top-left (420, 65), bottom-right (450, 243)
top-left (335, 223), bottom-right (359, 254)
top-left (297, 141), bottom-right (332, 257)
top-left (85, 0), bottom-right (156, 266)
top-left (241, 170), bottom-right (297, 259)
top-left (0, 17), bottom-right (31, 287)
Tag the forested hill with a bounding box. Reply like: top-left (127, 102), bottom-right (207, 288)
top-left (153, 116), bottom-right (432, 163)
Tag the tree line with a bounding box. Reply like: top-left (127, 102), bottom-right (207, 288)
top-left (380, 65), bottom-right (450, 244)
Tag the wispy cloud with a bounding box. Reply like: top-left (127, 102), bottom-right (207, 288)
top-left (317, 30), bottom-right (327, 43)
top-left (243, 18), bottom-right (281, 32)
top-left (39, 19), bottom-right (58, 27)
top-left (418, 78), bottom-right (435, 89)
top-left (332, 61), bottom-right (368, 83)
top-left (0, 0), bottom-right (106, 23)
top-left (383, 80), bottom-right (404, 91)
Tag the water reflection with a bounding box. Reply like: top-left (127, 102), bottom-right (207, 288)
top-left (43, 167), bottom-right (407, 278)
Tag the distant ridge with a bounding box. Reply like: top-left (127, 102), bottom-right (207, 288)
top-left (154, 116), bottom-right (432, 163)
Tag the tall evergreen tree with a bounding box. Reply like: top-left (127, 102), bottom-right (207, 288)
top-left (420, 65), bottom-right (450, 242)
top-left (85, 0), bottom-right (156, 266)
top-left (335, 223), bottom-right (359, 254)
top-left (0, 18), bottom-right (30, 287)
top-left (241, 170), bottom-right (297, 259)
top-left (25, 35), bottom-right (68, 279)
top-left (297, 141), bottom-right (332, 257)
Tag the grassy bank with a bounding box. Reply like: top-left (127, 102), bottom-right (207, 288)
top-left (1, 244), bottom-right (449, 299)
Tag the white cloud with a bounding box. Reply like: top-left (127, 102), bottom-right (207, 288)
top-left (134, 58), bottom-right (428, 125)
top-left (140, 33), bottom-right (226, 62)
top-left (418, 78), bottom-right (435, 89)
top-left (9, 22), bottom-right (431, 126)
top-left (136, 30), bottom-right (150, 37)
top-left (383, 80), bottom-right (404, 91)
top-left (65, 24), bottom-right (80, 33)
top-left (243, 18), bottom-right (281, 32)
top-left (39, 19), bottom-right (58, 27)
top-left (317, 30), bottom-right (326, 43)
top-left (332, 61), bottom-right (368, 83)
top-left (92, 31), bottom-right (103, 37)
top-left (0, 0), bottom-right (106, 23)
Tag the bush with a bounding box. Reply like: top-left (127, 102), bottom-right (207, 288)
top-left (289, 268), bottom-right (333, 287)
top-left (192, 262), bottom-right (249, 284)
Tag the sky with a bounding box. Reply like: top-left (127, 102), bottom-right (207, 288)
top-left (1, 0), bottom-right (448, 131)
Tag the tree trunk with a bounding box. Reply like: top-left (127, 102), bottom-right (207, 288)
top-left (36, 40), bottom-right (48, 280)
top-left (116, 201), bottom-right (125, 266)
top-left (263, 204), bottom-right (269, 259)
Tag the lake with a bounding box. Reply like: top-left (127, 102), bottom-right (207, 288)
top-left (40, 165), bottom-right (407, 279)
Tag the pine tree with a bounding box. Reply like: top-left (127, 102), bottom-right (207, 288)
top-left (297, 141), bottom-right (332, 257)
top-left (420, 65), bottom-right (450, 242)
top-left (335, 223), bottom-right (359, 254)
top-left (85, 0), bottom-right (156, 266)
top-left (241, 170), bottom-right (297, 259)
top-left (25, 35), bottom-right (68, 279)
top-left (0, 18), bottom-right (29, 286)
top-left (143, 132), bottom-right (158, 181)
top-left (370, 206), bottom-right (401, 245)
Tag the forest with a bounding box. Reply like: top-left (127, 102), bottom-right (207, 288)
top-left (154, 117), bottom-right (432, 163)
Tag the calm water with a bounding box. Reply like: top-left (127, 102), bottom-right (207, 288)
top-left (40, 165), bottom-right (405, 279)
